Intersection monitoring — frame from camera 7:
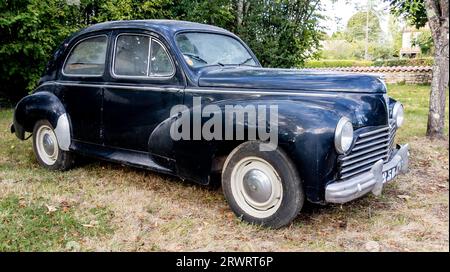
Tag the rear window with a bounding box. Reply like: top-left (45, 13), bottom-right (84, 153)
top-left (63, 35), bottom-right (108, 76)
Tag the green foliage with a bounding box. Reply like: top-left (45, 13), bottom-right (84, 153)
top-left (304, 59), bottom-right (373, 68)
top-left (0, 0), bottom-right (323, 102)
top-left (389, 0), bottom-right (428, 29)
top-left (0, 0), bottom-right (83, 101)
top-left (234, 0), bottom-right (323, 68)
top-left (170, 0), bottom-right (235, 29)
top-left (412, 30), bottom-right (433, 55)
top-left (373, 57), bottom-right (434, 66)
top-left (387, 15), bottom-right (403, 57)
top-left (345, 11), bottom-right (382, 43)
top-left (319, 39), bottom-right (398, 61)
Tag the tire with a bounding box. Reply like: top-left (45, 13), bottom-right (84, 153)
top-left (222, 141), bottom-right (304, 228)
top-left (32, 120), bottom-right (75, 171)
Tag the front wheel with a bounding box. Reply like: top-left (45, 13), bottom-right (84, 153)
top-left (32, 120), bottom-right (75, 171)
top-left (222, 141), bottom-right (304, 228)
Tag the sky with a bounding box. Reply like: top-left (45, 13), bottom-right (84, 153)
top-left (320, 0), bottom-right (392, 36)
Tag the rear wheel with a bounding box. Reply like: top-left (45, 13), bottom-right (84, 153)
top-left (222, 141), bottom-right (304, 228)
top-left (32, 120), bottom-right (75, 171)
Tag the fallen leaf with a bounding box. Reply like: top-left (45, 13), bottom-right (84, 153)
top-left (397, 194), bottom-right (411, 200)
top-left (45, 204), bottom-right (57, 214)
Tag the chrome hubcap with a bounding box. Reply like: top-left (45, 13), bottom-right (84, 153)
top-left (243, 169), bottom-right (272, 203)
top-left (35, 125), bottom-right (58, 166)
top-left (230, 157), bottom-right (283, 218)
top-left (43, 134), bottom-right (55, 156)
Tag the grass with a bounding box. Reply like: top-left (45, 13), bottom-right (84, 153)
top-left (388, 84), bottom-right (449, 142)
top-left (0, 84), bottom-right (448, 251)
top-left (0, 195), bottom-right (113, 251)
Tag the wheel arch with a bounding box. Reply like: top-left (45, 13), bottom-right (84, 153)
top-left (13, 90), bottom-right (72, 151)
top-left (147, 98), bottom-right (341, 197)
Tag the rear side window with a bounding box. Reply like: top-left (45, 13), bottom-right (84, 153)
top-left (113, 34), bottom-right (174, 78)
top-left (114, 35), bottom-right (150, 76)
top-left (63, 35), bottom-right (108, 76)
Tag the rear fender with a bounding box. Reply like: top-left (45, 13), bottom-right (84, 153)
top-left (13, 91), bottom-right (71, 151)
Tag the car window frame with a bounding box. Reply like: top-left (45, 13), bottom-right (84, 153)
top-left (111, 32), bottom-right (176, 80)
top-left (61, 34), bottom-right (109, 78)
top-left (174, 31), bottom-right (260, 69)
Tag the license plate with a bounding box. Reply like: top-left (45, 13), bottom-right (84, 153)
top-left (382, 162), bottom-right (402, 183)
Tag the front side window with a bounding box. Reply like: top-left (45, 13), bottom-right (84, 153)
top-left (150, 41), bottom-right (173, 76)
top-left (114, 35), bottom-right (150, 76)
top-left (175, 32), bottom-right (257, 68)
top-left (113, 34), bottom-right (174, 78)
top-left (63, 35), bottom-right (108, 76)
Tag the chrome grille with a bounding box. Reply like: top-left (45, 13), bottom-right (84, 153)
top-left (338, 119), bottom-right (397, 180)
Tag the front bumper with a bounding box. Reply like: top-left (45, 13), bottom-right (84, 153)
top-left (325, 144), bottom-right (409, 204)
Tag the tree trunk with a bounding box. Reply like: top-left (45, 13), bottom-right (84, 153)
top-left (425, 0), bottom-right (449, 139)
top-left (236, 0), bottom-right (244, 29)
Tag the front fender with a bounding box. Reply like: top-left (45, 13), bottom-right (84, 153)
top-left (148, 97), bottom-right (343, 196)
top-left (13, 90), bottom-right (71, 151)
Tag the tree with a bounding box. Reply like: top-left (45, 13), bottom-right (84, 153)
top-left (389, 0), bottom-right (449, 139)
top-left (233, 0), bottom-right (323, 68)
top-left (0, 0), bottom-right (324, 102)
top-left (345, 11), bottom-right (382, 43)
top-left (0, 0), bottom-right (82, 101)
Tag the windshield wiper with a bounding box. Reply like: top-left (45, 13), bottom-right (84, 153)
top-left (238, 57), bottom-right (254, 66)
top-left (183, 53), bottom-right (208, 64)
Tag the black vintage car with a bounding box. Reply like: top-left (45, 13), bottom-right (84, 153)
top-left (11, 20), bottom-right (409, 228)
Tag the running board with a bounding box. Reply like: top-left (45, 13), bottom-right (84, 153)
top-left (70, 140), bottom-right (173, 174)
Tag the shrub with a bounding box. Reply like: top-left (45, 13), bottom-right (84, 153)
top-left (373, 58), bottom-right (434, 67)
top-left (303, 59), bottom-right (373, 68)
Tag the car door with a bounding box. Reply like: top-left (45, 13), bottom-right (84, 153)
top-left (59, 33), bottom-right (110, 144)
top-left (102, 30), bottom-right (184, 152)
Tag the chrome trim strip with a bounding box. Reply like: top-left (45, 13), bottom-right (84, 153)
top-left (340, 165), bottom-right (373, 180)
top-left (356, 131), bottom-right (390, 144)
top-left (62, 34), bottom-right (109, 78)
top-left (341, 143), bottom-right (390, 161)
top-left (341, 155), bottom-right (388, 173)
top-left (352, 138), bottom-right (389, 151)
top-left (41, 81), bottom-right (181, 93)
top-left (359, 126), bottom-right (389, 137)
top-left (40, 81), bottom-right (338, 97)
top-left (341, 149), bottom-right (388, 166)
top-left (184, 88), bottom-right (338, 97)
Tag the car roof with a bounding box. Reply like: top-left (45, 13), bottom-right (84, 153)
top-left (77, 19), bottom-right (232, 37)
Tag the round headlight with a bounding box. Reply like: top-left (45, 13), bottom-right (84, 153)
top-left (393, 102), bottom-right (404, 128)
top-left (335, 117), bottom-right (354, 154)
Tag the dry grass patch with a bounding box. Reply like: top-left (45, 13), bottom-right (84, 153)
top-left (0, 84), bottom-right (448, 251)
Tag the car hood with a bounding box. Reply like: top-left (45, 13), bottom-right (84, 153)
top-left (198, 67), bottom-right (386, 93)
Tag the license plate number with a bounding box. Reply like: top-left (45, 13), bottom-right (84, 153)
top-left (382, 162), bottom-right (402, 183)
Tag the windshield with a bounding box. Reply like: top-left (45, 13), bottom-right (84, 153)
top-left (175, 32), bottom-right (258, 68)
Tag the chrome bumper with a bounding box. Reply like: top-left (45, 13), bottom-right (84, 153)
top-left (325, 144), bottom-right (409, 204)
